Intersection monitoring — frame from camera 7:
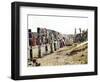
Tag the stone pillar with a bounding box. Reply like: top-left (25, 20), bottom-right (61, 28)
top-left (37, 27), bottom-right (41, 58)
top-left (28, 29), bottom-right (33, 61)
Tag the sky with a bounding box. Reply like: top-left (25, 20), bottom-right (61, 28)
top-left (28, 14), bottom-right (88, 34)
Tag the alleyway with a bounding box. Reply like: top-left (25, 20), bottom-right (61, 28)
top-left (36, 41), bottom-right (88, 66)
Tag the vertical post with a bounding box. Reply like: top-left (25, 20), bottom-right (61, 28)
top-left (50, 43), bottom-right (53, 53)
top-left (28, 29), bottom-right (33, 61)
top-left (50, 33), bottom-right (53, 53)
top-left (54, 40), bottom-right (56, 51)
top-left (45, 28), bottom-right (48, 54)
top-left (37, 27), bottom-right (41, 58)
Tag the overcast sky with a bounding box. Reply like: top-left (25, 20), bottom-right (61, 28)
top-left (28, 15), bottom-right (88, 34)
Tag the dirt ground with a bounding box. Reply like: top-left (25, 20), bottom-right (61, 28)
top-left (34, 42), bottom-right (88, 66)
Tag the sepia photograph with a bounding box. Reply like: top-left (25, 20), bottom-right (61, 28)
top-left (27, 14), bottom-right (88, 67)
top-left (11, 2), bottom-right (97, 80)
